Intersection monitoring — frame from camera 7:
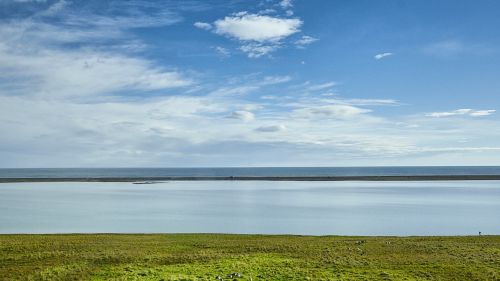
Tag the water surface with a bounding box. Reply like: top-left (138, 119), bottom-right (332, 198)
top-left (1, 181), bottom-right (499, 235)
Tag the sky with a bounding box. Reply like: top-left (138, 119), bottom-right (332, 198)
top-left (0, 0), bottom-right (499, 167)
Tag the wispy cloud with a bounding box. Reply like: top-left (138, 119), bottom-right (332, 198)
top-left (305, 81), bottom-right (337, 91)
top-left (194, 21), bottom-right (212, 30)
top-left (374, 52), bottom-right (392, 60)
top-left (209, 75), bottom-right (291, 96)
top-left (0, 0), bottom-right (192, 98)
top-left (210, 85), bottom-right (260, 96)
top-left (213, 46), bottom-right (230, 57)
top-left (423, 40), bottom-right (494, 57)
top-left (295, 35), bottom-right (318, 48)
top-left (469, 110), bottom-right (496, 116)
top-left (423, 40), bottom-right (464, 57)
top-left (261, 75), bottom-right (292, 85)
top-left (239, 43), bottom-right (280, 58)
top-left (426, 109), bottom-right (496, 118)
top-left (339, 99), bottom-right (399, 106)
top-left (58, 1), bottom-right (183, 30)
top-left (0, 43), bottom-right (192, 99)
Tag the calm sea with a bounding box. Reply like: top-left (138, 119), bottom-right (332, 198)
top-left (1, 166), bottom-right (500, 178)
top-left (1, 180), bottom-right (499, 235)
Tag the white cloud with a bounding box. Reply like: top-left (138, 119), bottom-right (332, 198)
top-left (426, 109), bottom-right (495, 118)
top-left (426, 112), bottom-right (456, 118)
top-left (279, 0), bottom-right (293, 9)
top-left (374, 52), bottom-right (393, 60)
top-left (208, 13), bottom-right (302, 58)
top-left (255, 124), bottom-right (286, 132)
top-left (228, 110), bottom-right (255, 122)
top-left (194, 22), bottom-right (212, 30)
top-left (295, 35), bottom-right (318, 48)
top-left (214, 13), bottom-right (302, 42)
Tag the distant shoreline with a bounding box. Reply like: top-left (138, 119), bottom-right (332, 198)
top-left (2, 175), bottom-right (500, 183)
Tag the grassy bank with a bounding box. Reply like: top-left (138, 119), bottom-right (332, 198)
top-left (1, 234), bottom-right (499, 280)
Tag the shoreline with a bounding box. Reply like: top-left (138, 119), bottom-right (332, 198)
top-left (2, 174), bottom-right (500, 182)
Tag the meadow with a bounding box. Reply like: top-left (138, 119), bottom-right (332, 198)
top-left (1, 234), bottom-right (499, 280)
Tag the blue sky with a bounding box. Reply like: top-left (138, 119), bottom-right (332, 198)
top-left (0, 0), bottom-right (499, 167)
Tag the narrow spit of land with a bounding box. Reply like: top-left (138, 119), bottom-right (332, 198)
top-left (2, 175), bottom-right (500, 182)
top-left (1, 234), bottom-right (499, 280)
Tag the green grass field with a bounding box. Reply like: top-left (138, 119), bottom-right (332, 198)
top-left (1, 234), bottom-right (499, 280)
